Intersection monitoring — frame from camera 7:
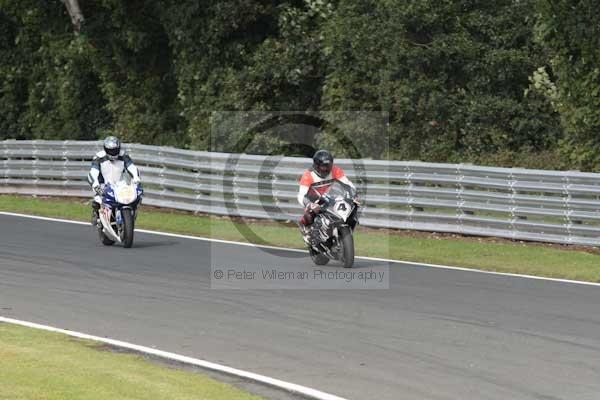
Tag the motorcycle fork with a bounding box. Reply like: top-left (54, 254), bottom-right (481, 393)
top-left (115, 208), bottom-right (127, 237)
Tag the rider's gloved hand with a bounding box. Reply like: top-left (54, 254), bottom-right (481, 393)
top-left (307, 202), bottom-right (321, 213)
top-left (93, 184), bottom-right (105, 197)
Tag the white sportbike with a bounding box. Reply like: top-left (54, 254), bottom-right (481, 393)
top-left (97, 180), bottom-right (143, 248)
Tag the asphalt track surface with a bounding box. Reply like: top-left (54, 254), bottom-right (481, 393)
top-left (1, 214), bottom-right (600, 400)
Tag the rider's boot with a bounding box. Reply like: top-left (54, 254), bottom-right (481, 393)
top-left (91, 202), bottom-right (100, 226)
top-left (300, 224), bottom-right (309, 240)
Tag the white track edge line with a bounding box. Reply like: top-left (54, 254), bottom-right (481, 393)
top-left (1, 210), bottom-right (599, 287)
top-left (0, 316), bottom-right (349, 400)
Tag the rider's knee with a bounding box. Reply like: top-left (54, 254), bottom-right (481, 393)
top-left (300, 212), bottom-right (314, 226)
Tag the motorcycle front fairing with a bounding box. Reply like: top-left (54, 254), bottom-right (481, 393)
top-left (320, 181), bottom-right (358, 226)
top-left (100, 182), bottom-right (143, 243)
top-left (103, 182), bottom-right (143, 208)
top-left (307, 180), bottom-right (359, 256)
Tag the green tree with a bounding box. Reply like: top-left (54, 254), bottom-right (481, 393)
top-left (536, 0), bottom-right (600, 170)
top-left (81, 0), bottom-right (182, 145)
top-left (321, 0), bottom-right (562, 164)
top-left (0, 0), bottom-right (109, 140)
top-left (158, 0), bottom-right (280, 149)
top-left (0, 0), bottom-right (569, 168)
top-left (0, 8), bottom-right (28, 138)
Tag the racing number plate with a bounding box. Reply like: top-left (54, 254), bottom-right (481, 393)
top-left (334, 199), bottom-right (352, 221)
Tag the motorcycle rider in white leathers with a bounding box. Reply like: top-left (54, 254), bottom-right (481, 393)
top-left (88, 136), bottom-right (141, 225)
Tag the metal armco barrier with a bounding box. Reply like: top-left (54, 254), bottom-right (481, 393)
top-left (2, 140), bottom-right (600, 246)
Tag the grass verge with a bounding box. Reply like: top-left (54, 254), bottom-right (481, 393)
top-left (0, 323), bottom-right (262, 400)
top-left (1, 194), bottom-right (599, 283)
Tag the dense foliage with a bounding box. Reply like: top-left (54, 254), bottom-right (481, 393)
top-left (0, 0), bottom-right (594, 169)
top-left (536, 0), bottom-right (600, 170)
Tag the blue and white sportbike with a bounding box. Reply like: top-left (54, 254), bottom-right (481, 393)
top-left (98, 180), bottom-right (143, 248)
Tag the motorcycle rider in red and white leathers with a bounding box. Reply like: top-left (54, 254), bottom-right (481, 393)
top-left (88, 136), bottom-right (141, 225)
top-left (298, 150), bottom-right (355, 228)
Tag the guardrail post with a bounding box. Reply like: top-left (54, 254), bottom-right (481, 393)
top-left (508, 170), bottom-right (518, 241)
top-left (457, 164), bottom-right (465, 234)
top-left (32, 140), bottom-right (40, 191)
top-left (407, 163), bottom-right (414, 230)
top-left (1, 140), bottom-right (7, 180)
top-left (563, 172), bottom-right (573, 244)
top-left (61, 140), bottom-right (69, 188)
top-left (193, 154), bottom-right (203, 214)
top-left (157, 146), bottom-right (167, 199)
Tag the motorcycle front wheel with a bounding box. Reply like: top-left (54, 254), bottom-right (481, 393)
top-left (339, 227), bottom-right (355, 268)
top-left (120, 208), bottom-right (135, 248)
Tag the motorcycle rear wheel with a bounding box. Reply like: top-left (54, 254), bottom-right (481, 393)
top-left (98, 227), bottom-right (115, 246)
top-left (310, 249), bottom-right (330, 266)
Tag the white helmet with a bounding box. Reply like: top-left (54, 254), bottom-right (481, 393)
top-left (103, 136), bottom-right (121, 160)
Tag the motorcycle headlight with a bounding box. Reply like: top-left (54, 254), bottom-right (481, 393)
top-left (116, 186), bottom-right (136, 204)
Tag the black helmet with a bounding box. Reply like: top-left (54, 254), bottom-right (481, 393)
top-left (103, 136), bottom-right (121, 159)
top-left (312, 149), bottom-right (334, 178)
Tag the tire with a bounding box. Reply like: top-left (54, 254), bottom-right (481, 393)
top-left (98, 227), bottom-right (115, 246)
top-left (339, 227), bottom-right (354, 268)
top-left (310, 249), bottom-right (330, 266)
top-left (121, 208), bottom-right (135, 248)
